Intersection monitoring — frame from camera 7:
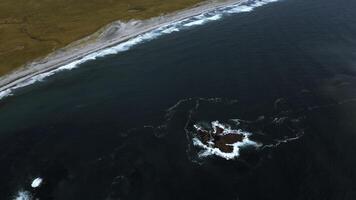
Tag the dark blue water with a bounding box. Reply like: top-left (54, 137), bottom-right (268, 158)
top-left (1, 0), bottom-right (356, 199)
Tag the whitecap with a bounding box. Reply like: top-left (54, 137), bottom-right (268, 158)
top-left (31, 177), bottom-right (43, 188)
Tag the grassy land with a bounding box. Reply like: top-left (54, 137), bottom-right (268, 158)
top-left (0, 0), bottom-right (203, 76)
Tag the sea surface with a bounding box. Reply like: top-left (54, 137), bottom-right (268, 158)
top-left (1, 0), bottom-right (356, 199)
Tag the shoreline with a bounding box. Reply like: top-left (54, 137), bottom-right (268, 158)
top-left (0, 0), bottom-right (274, 99)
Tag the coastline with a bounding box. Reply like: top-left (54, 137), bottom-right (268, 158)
top-left (0, 0), bottom-right (275, 99)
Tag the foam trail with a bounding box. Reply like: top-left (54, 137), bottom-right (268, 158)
top-left (0, 0), bottom-right (280, 101)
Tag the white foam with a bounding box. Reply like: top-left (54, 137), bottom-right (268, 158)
top-left (226, 0), bottom-right (279, 13)
top-left (0, 89), bottom-right (12, 99)
top-left (31, 177), bottom-right (43, 188)
top-left (227, 5), bottom-right (254, 13)
top-left (0, 0), bottom-right (280, 101)
top-left (161, 27), bottom-right (179, 34)
top-left (193, 134), bottom-right (261, 160)
top-left (193, 121), bottom-right (261, 160)
top-left (13, 190), bottom-right (32, 200)
top-left (183, 13), bottom-right (222, 27)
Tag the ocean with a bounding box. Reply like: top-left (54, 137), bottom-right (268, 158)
top-left (1, 0), bottom-right (356, 199)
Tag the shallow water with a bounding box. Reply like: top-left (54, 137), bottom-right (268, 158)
top-left (1, 0), bottom-right (356, 199)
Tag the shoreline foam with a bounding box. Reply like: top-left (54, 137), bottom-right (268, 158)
top-left (0, 0), bottom-right (279, 100)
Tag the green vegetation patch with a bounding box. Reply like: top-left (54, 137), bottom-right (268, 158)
top-left (0, 0), bottom-right (203, 75)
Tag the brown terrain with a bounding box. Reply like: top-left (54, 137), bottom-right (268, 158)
top-left (0, 0), bottom-right (204, 76)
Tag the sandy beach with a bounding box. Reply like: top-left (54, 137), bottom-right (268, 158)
top-left (0, 0), bottom-right (245, 97)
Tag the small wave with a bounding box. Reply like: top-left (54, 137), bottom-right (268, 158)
top-left (0, 0), bottom-right (280, 101)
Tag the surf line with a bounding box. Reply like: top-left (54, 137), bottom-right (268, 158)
top-left (0, 0), bottom-right (280, 101)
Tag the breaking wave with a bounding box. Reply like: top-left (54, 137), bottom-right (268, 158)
top-left (0, 0), bottom-right (280, 101)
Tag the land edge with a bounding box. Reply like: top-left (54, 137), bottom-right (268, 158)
top-left (0, 0), bottom-right (243, 95)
